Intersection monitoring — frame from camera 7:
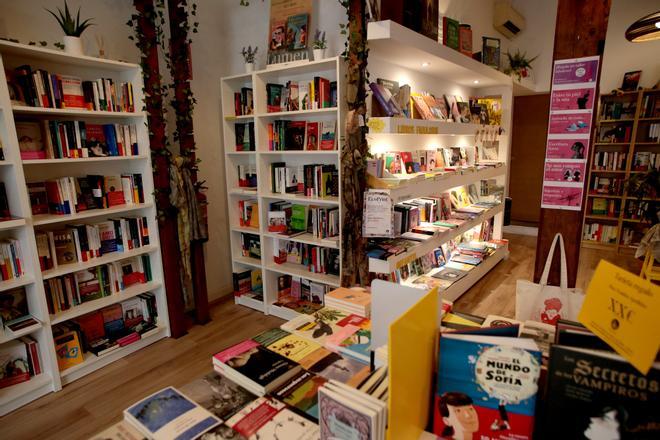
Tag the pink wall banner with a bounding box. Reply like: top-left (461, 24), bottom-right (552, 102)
top-left (550, 88), bottom-right (595, 111)
top-left (542, 185), bottom-right (584, 209)
top-left (545, 138), bottom-right (590, 160)
top-left (552, 58), bottom-right (599, 85)
top-left (548, 113), bottom-right (592, 135)
top-left (543, 161), bottom-right (587, 183)
top-left (541, 55), bottom-right (600, 211)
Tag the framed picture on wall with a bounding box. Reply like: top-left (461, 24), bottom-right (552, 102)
top-left (621, 70), bottom-right (641, 91)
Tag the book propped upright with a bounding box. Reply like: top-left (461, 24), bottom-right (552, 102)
top-left (433, 333), bottom-right (542, 439)
top-left (124, 387), bottom-right (220, 440)
top-left (543, 345), bottom-right (660, 439)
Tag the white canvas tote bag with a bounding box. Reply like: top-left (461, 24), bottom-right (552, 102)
top-left (515, 233), bottom-right (585, 324)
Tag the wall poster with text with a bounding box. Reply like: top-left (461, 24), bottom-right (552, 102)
top-left (541, 55), bottom-right (600, 211)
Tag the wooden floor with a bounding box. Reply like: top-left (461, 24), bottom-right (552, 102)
top-left (0, 234), bottom-right (641, 439)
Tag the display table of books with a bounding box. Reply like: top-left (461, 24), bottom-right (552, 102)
top-left (93, 272), bottom-right (659, 440)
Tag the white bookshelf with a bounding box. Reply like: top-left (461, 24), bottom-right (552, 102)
top-left (0, 41), bottom-right (170, 415)
top-left (366, 21), bottom-right (513, 301)
top-left (221, 57), bottom-right (345, 317)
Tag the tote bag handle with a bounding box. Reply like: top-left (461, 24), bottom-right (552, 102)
top-left (539, 233), bottom-right (568, 289)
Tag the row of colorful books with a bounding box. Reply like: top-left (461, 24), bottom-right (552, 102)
top-left (35, 216), bottom-right (149, 271)
top-left (274, 239), bottom-right (340, 276)
top-left (270, 162), bottom-right (339, 198)
top-left (435, 304), bottom-right (659, 438)
top-left (0, 238), bottom-right (24, 281)
top-left (273, 274), bottom-right (333, 312)
top-left (632, 151), bottom-right (659, 171)
top-left (267, 119), bottom-right (336, 151)
top-left (8, 64), bottom-right (134, 112)
top-left (236, 163), bottom-right (257, 188)
top-left (266, 77), bottom-right (337, 113)
top-left (589, 176), bottom-right (624, 196)
top-left (28, 173), bottom-right (145, 216)
top-left (53, 292), bottom-right (158, 371)
top-left (234, 121), bottom-right (255, 151)
top-left (268, 202), bottom-right (339, 240)
top-left (583, 222), bottom-right (618, 244)
top-left (596, 123), bottom-right (632, 143)
top-left (238, 199), bottom-right (259, 229)
top-left (16, 120), bottom-right (139, 160)
top-left (592, 150), bottom-right (627, 171)
top-left (44, 255), bottom-right (151, 314)
top-left (0, 336), bottom-right (41, 390)
top-left (368, 147), bottom-right (470, 177)
top-left (589, 197), bottom-right (618, 217)
top-left (233, 87), bottom-right (253, 116)
top-left (232, 268), bottom-right (263, 299)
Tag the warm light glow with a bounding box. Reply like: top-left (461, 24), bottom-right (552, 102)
top-left (655, 21), bottom-right (660, 28)
top-left (421, 62), bottom-right (430, 67)
top-left (473, 80), bottom-right (480, 84)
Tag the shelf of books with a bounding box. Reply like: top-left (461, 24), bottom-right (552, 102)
top-left (363, 21), bottom-right (512, 301)
top-left (582, 88), bottom-right (660, 252)
top-left (221, 57), bottom-right (344, 319)
top-left (0, 41), bottom-right (169, 415)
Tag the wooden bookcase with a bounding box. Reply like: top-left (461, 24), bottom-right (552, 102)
top-left (582, 88), bottom-right (660, 252)
top-left (0, 41), bottom-right (170, 415)
top-left (221, 57), bottom-right (345, 321)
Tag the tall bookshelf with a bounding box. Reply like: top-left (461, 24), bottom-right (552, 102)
top-left (0, 41), bottom-right (169, 415)
top-left (582, 88), bottom-right (660, 252)
top-left (221, 57), bottom-right (345, 321)
top-left (364, 20), bottom-right (515, 302)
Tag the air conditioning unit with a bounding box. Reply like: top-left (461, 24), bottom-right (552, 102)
top-left (494, 0), bottom-right (526, 39)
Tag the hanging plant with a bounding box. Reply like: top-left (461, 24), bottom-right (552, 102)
top-left (504, 49), bottom-right (538, 82)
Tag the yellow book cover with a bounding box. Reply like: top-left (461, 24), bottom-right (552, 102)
top-left (54, 330), bottom-right (84, 371)
top-left (578, 260), bottom-right (660, 374)
top-left (441, 312), bottom-right (481, 327)
top-left (267, 334), bottom-right (322, 362)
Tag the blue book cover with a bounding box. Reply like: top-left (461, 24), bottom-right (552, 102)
top-left (103, 124), bottom-right (118, 156)
top-left (433, 334), bottom-right (542, 439)
top-left (125, 387), bottom-right (220, 440)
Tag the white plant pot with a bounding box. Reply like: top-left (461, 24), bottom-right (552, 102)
top-left (63, 36), bottom-right (84, 56)
top-left (245, 62), bottom-right (255, 73)
top-left (313, 48), bottom-right (327, 61)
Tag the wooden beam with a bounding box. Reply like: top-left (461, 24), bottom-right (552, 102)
top-left (534, 0), bottom-right (611, 286)
top-left (133, 0), bottom-right (188, 337)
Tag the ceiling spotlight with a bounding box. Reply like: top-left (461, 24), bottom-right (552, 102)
top-left (421, 62), bottom-right (430, 67)
top-left (625, 11), bottom-right (660, 42)
top-left (473, 80), bottom-right (480, 84)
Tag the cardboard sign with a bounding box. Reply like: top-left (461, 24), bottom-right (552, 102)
top-left (578, 260), bottom-right (660, 374)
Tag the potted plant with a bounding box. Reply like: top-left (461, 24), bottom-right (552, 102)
top-left (625, 168), bottom-right (660, 225)
top-left (312, 30), bottom-right (327, 60)
top-left (504, 50), bottom-right (538, 82)
top-left (242, 46), bottom-right (258, 72)
top-left (46, 1), bottom-right (94, 56)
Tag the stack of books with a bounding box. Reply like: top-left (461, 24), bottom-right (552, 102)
top-left (324, 287), bottom-right (371, 318)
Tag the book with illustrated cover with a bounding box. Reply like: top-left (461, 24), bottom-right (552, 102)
top-left (0, 287), bottom-right (28, 322)
top-left (442, 16), bottom-right (460, 50)
top-left (266, 334), bottom-right (321, 363)
top-left (318, 384), bottom-right (378, 439)
top-left (225, 397), bottom-right (319, 439)
top-left (433, 334), bottom-right (541, 439)
top-left (319, 121), bottom-right (336, 150)
top-left (16, 121), bottom-right (46, 159)
top-left (542, 345), bottom-right (660, 439)
top-left (305, 121), bottom-right (319, 150)
top-left (273, 370), bottom-right (327, 419)
top-left (179, 372), bottom-right (257, 422)
top-left (0, 340), bottom-right (30, 389)
top-left (432, 267), bottom-right (468, 283)
top-left (124, 387), bottom-right (220, 440)
top-left (213, 339), bottom-right (301, 396)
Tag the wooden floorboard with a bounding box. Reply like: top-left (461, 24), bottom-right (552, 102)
top-left (0, 233), bottom-right (641, 439)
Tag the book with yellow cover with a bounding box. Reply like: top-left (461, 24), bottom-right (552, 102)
top-left (267, 334), bottom-right (322, 362)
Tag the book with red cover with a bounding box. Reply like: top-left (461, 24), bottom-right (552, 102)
top-left (117, 332), bottom-right (140, 347)
top-left (75, 311), bottom-right (105, 349)
top-left (104, 175), bottom-right (125, 207)
top-left (306, 122), bottom-right (319, 150)
top-left (60, 75), bottom-right (85, 108)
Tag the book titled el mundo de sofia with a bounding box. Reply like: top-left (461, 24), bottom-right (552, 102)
top-left (433, 334), bottom-right (542, 439)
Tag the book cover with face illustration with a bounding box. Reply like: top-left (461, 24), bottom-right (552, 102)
top-left (433, 334), bottom-right (541, 439)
